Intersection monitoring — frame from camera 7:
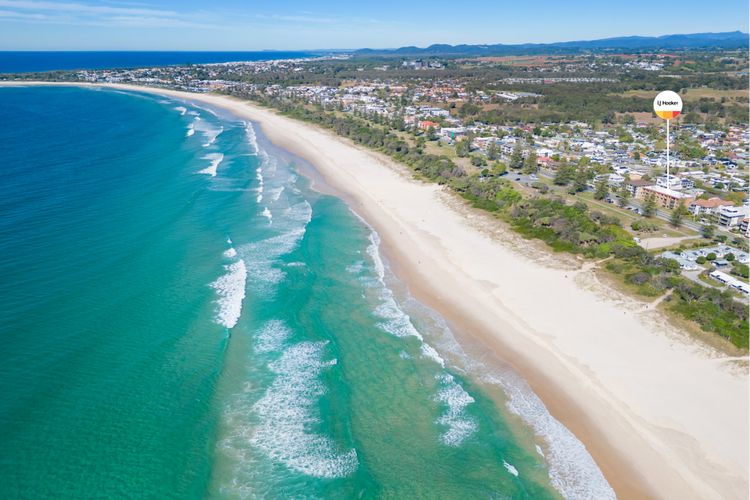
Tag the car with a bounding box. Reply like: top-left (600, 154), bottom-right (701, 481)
top-left (514, 177), bottom-right (521, 181)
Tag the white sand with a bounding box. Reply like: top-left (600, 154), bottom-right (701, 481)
top-left (4, 81), bottom-right (748, 499)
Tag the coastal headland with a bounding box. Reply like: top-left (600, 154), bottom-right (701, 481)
top-left (3, 81), bottom-right (747, 499)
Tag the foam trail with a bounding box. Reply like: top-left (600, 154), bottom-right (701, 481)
top-left (245, 122), bottom-right (259, 154)
top-left (250, 339), bottom-right (358, 478)
top-left (198, 153), bottom-right (224, 177)
top-left (186, 123), bottom-right (195, 137)
top-left (269, 187), bottom-right (285, 202)
top-left (435, 373), bottom-right (478, 446)
top-left (210, 246), bottom-right (247, 329)
top-left (190, 117), bottom-right (223, 148)
top-left (174, 106), bottom-right (187, 116)
top-left (366, 232), bottom-right (423, 340)
top-left (223, 237), bottom-right (237, 258)
top-left (255, 167), bottom-right (264, 203)
top-left (504, 461), bottom-right (519, 477)
top-left (261, 207), bottom-right (272, 224)
top-left (254, 320), bottom-right (292, 354)
top-left (237, 200), bottom-right (312, 289)
top-left (480, 370), bottom-right (616, 499)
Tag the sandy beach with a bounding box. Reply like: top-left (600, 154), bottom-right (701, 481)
top-left (4, 81), bottom-right (747, 499)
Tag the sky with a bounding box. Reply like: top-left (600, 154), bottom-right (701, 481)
top-left (0, 0), bottom-right (747, 50)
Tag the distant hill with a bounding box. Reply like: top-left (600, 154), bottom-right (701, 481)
top-left (354, 31), bottom-right (749, 57)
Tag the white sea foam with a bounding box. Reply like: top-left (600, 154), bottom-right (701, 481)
top-left (434, 373), bottom-right (478, 446)
top-left (395, 292), bottom-right (616, 499)
top-left (198, 153), bottom-right (224, 177)
top-left (209, 249), bottom-right (247, 329)
top-left (504, 461), bottom-right (519, 477)
top-left (345, 260), bottom-right (365, 275)
top-left (250, 341), bottom-right (358, 478)
top-left (420, 343), bottom-right (445, 368)
top-left (245, 122), bottom-right (259, 154)
top-left (481, 371), bottom-right (615, 499)
top-left (255, 167), bottom-right (264, 203)
top-left (237, 201), bottom-right (312, 288)
top-left (223, 247), bottom-right (237, 258)
top-left (365, 232), bottom-right (427, 341)
top-left (254, 320), bottom-right (292, 354)
top-left (190, 117), bottom-right (223, 148)
top-left (261, 207), bottom-right (272, 224)
top-left (174, 106), bottom-right (187, 116)
top-left (268, 186), bottom-right (285, 202)
top-left (186, 124), bottom-right (195, 137)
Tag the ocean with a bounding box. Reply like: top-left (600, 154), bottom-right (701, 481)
top-left (0, 51), bottom-right (315, 74)
top-left (0, 86), bottom-right (614, 499)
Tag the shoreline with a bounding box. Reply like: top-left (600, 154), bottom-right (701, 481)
top-left (4, 81), bottom-right (747, 499)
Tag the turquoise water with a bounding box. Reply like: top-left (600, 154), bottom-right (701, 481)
top-left (0, 86), bottom-right (612, 499)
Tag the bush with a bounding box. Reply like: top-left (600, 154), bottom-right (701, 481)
top-left (631, 220), bottom-right (659, 233)
top-left (731, 262), bottom-right (749, 278)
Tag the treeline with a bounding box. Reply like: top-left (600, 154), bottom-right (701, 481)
top-left (232, 90), bottom-right (748, 349)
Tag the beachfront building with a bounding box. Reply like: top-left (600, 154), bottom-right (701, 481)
top-left (688, 197), bottom-right (735, 216)
top-left (718, 205), bottom-right (750, 228)
top-left (639, 185), bottom-right (693, 210)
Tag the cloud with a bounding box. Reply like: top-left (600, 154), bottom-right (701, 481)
top-left (0, 0), bottom-right (224, 28)
top-left (256, 13), bottom-right (336, 24)
top-left (0, 0), bottom-right (393, 39)
top-left (0, 0), bottom-right (177, 17)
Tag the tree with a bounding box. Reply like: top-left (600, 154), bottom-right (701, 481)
top-left (471, 155), bottom-right (486, 167)
top-left (726, 253), bottom-right (735, 262)
top-left (701, 223), bottom-right (715, 239)
top-left (492, 162), bottom-right (507, 176)
top-left (696, 256), bottom-right (707, 264)
top-left (456, 138), bottom-right (470, 157)
top-left (706, 252), bottom-right (717, 261)
top-left (642, 194), bottom-right (657, 218)
top-left (594, 179), bottom-right (609, 200)
top-left (426, 126), bottom-right (437, 141)
top-left (670, 204), bottom-right (688, 227)
top-left (618, 183), bottom-right (631, 207)
top-left (554, 162), bottom-right (575, 185)
top-left (571, 165), bottom-right (590, 194)
top-left (522, 151), bottom-right (538, 174)
top-left (510, 142), bottom-right (524, 170)
top-left (487, 142), bottom-right (499, 161)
